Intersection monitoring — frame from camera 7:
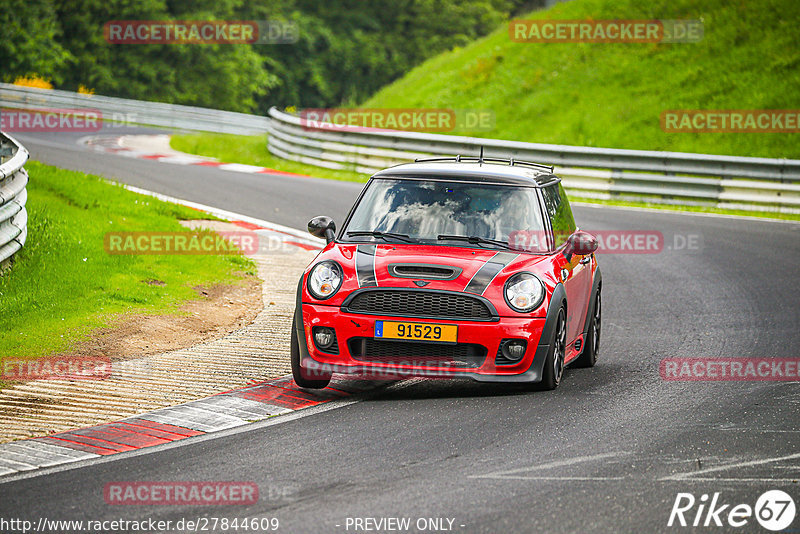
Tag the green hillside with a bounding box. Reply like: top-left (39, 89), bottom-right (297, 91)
top-left (363, 0), bottom-right (800, 158)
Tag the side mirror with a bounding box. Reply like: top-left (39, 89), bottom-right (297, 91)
top-left (564, 230), bottom-right (598, 261)
top-left (308, 216), bottom-right (336, 244)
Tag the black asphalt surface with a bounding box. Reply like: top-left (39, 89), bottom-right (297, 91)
top-left (2, 127), bottom-right (799, 533)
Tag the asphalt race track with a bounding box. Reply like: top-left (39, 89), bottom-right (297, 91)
top-left (2, 127), bottom-right (799, 533)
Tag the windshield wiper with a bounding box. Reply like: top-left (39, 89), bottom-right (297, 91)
top-left (437, 234), bottom-right (516, 250)
top-left (347, 230), bottom-right (415, 243)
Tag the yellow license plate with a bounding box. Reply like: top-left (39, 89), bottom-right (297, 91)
top-left (375, 321), bottom-right (457, 343)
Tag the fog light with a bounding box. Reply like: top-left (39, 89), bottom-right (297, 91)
top-left (503, 340), bottom-right (526, 361)
top-left (314, 327), bottom-right (335, 349)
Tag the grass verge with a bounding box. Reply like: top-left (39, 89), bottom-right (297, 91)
top-left (571, 197), bottom-right (800, 221)
top-left (0, 161), bottom-right (257, 387)
top-left (364, 0), bottom-right (800, 159)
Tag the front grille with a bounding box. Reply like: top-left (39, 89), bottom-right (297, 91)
top-left (343, 290), bottom-right (494, 321)
top-left (348, 338), bottom-right (486, 368)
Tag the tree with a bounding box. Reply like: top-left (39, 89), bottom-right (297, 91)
top-left (0, 0), bottom-right (71, 84)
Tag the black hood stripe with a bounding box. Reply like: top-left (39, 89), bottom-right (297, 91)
top-left (464, 252), bottom-right (518, 295)
top-left (356, 244), bottom-right (378, 287)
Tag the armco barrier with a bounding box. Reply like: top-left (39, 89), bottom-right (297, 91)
top-left (0, 83), bottom-right (269, 135)
top-left (0, 131), bottom-right (29, 269)
top-left (1, 83), bottom-right (797, 213)
top-left (266, 107), bottom-right (800, 214)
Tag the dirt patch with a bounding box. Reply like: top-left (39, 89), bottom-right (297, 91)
top-left (0, 275), bottom-right (262, 398)
top-left (59, 219), bottom-right (264, 361)
top-left (64, 274), bottom-right (263, 360)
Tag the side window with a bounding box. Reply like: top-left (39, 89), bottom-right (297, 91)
top-left (541, 183), bottom-right (576, 249)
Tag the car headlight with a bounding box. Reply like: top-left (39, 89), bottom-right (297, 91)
top-left (504, 272), bottom-right (545, 312)
top-left (307, 261), bottom-right (343, 300)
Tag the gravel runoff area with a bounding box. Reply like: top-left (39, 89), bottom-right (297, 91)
top-left (0, 225), bottom-right (316, 443)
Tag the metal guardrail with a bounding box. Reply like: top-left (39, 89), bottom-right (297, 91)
top-left (0, 83), bottom-right (270, 135)
top-left (2, 83), bottom-right (797, 213)
top-left (0, 131), bottom-right (29, 269)
top-left (266, 107), bottom-right (800, 213)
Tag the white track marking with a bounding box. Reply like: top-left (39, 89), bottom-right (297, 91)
top-left (671, 477), bottom-right (800, 483)
top-left (217, 163), bottom-right (270, 173)
top-left (120, 184), bottom-right (324, 247)
top-left (475, 475), bottom-right (626, 481)
top-left (0, 457), bottom-right (38, 471)
top-left (470, 451), bottom-right (628, 479)
top-left (660, 451), bottom-right (800, 481)
top-left (717, 428), bottom-right (800, 433)
top-left (189, 396), bottom-right (291, 420)
top-left (0, 442), bottom-right (95, 468)
top-left (139, 405), bottom-right (251, 433)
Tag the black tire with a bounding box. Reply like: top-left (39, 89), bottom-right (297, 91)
top-left (291, 316), bottom-right (331, 389)
top-left (534, 306), bottom-right (566, 391)
top-left (573, 288), bottom-right (601, 368)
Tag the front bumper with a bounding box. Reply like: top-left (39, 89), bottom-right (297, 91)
top-left (295, 302), bottom-right (553, 383)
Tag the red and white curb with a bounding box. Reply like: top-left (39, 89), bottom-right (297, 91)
top-left (0, 377), bottom-right (379, 477)
top-left (0, 183), bottom-right (333, 477)
top-left (80, 134), bottom-right (308, 178)
top-left (82, 135), bottom-right (325, 251)
top-left (124, 184), bottom-right (324, 252)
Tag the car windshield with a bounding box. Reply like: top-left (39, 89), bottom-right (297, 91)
top-left (343, 178), bottom-right (548, 252)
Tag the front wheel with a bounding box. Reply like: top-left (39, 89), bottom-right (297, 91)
top-left (291, 316), bottom-right (331, 389)
top-left (534, 306), bottom-right (566, 391)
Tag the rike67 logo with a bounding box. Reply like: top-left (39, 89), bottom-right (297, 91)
top-left (668, 490), bottom-right (796, 531)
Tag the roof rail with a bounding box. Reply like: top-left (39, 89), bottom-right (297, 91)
top-left (534, 174), bottom-right (560, 186)
top-left (413, 155), bottom-right (554, 173)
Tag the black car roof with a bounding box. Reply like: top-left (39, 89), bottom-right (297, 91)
top-left (371, 158), bottom-right (560, 187)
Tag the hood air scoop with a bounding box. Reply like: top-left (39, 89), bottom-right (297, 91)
top-left (388, 263), bottom-right (462, 281)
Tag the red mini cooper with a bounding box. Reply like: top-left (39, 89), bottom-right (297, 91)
top-left (291, 157), bottom-right (602, 390)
